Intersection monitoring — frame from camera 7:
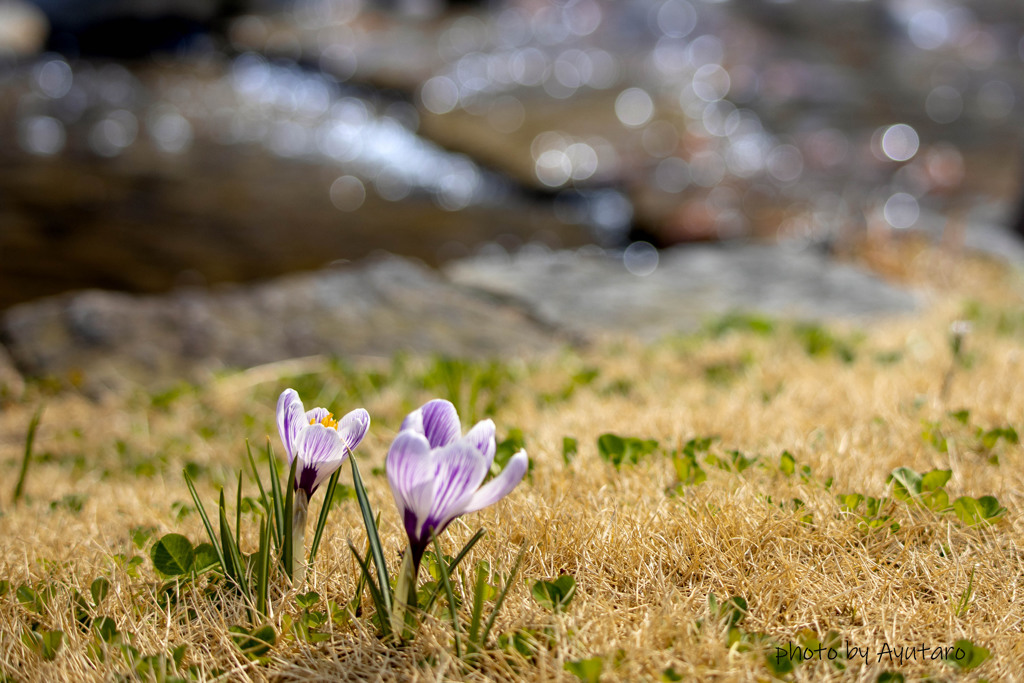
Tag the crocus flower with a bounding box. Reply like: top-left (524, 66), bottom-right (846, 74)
top-left (386, 398), bottom-right (528, 568)
top-left (277, 388), bottom-right (369, 581)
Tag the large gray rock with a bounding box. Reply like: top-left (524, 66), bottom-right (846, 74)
top-left (0, 245), bottom-right (923, 393)
top-left (0, 256), bottom-right (560, 393)
top-left (446, 243), bottom-right (920, 340)
top-left (962, 222), bottom-right (1024, 268)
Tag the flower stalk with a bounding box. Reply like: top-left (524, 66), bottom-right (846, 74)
top-left (291, 489), bottom-right (310, 585)
top-left (390, 546), bottom-right (418, 638)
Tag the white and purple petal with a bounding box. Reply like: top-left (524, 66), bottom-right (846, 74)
top-left (338, 408), bottom-right (371, 453)
top-left (424, 440), bottom-right (489, 537)
top-left (463, 419), bottom-right (497, 471)
top-left (387, 431), bottom-right (433, 511)
top-left (401, 399), bottom-right (461, 449)
top-left (296, 460), bottom-right (323, 495)
top-left (305, 406), bottom-right (331, 426)
top-left (463, 450), bottom-right (528, 516)
top-left (386, 431), bottom-right (437, 543)
top-left (294, 423), bottom-right (347, 494)
top-left (276, 389), bottom-right (305, 463)
top-left (398, 409), bottom-right (423, 435)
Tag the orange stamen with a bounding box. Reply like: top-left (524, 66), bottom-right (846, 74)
top-left (310, 413), bottom-right (339, 430)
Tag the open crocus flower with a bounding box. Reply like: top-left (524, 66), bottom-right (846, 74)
top-left (277, 388), bottom-right (369, 581)
top-left (277, 388), bottom-right (370, 497)
top-left (386, 398), bottom-right (528, 568)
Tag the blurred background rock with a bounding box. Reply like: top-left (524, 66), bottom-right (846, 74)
top-left (1, 0), bottom-right (1023, 392)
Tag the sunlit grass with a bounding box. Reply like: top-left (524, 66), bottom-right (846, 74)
top-left (1, 242), bottom-right (1022, 681)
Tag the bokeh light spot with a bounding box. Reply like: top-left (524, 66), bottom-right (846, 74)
top-left (33, 57), bottom-right (72, 99)
top-left (421, 76), bottom-right (460, 115)
top-left (880, 124), bottom-right (919, 162)
top-left (18, 115), bottom-right (65, 156)
top-left (883, 192), bottom-right (920, 229)
top-left (623, 241), bottom-right (659, 276)
top-left (615, 87), bottom-right (654, 128)
top-left (330, 175), bottom-right (366, 211)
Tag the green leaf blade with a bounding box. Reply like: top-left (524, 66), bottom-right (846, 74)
top-left (349, 456), bottom-right (392, 613)
top-left (309, 467), bottom-right (342, 566)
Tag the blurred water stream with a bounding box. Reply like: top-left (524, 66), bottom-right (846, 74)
top-left (2, 0), bottom-right (1023, 310)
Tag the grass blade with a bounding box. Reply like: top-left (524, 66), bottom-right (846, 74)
top-left (349, 455), bottom-right (392, 613)
top-left (219, 491), bottom-right (250, 599)
top-left (308, 467), bottom-right (341, 566)
top-left (256, 517), bottom-right (269, 618)
top-left (481, 543), bottom-right (527, 646)
top-left (956, 566), bottom-right (976, 617)
top-left (266, 439), bottom-right (285, 550)
top-left (246, 440), bottom-right (278, 551)
top-left (184, 470), bottom-right (226, 577)
top-left (467, 562), bottom-right (488, 647)
top-left (235, 471), bottom-right (243, 554)
top-left (433, 533), bottom-right (462, 659)
top-left (246, 441), bottom-right (271, 513)
top-left (282, 458), bottom-right (298, 581)
top-left (346, 533), bottom-right (373, 617)
top-left (448, 529), bottom-right (486, 575)
top-left (423, 528), bottom-right (486, 613)
top-left (12, 405), bottom-right (43, 505)
top-left (347, 540), bottom-right (391, 639)
top-left (218, 491), bottom-right (236, 581)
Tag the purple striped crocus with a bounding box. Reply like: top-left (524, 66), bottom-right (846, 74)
top-left (277, 388), bottom-right (369, 581)
top-left (386, 398), bottom-right (528, 569)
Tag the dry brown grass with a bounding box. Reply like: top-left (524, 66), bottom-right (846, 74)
top-left (1, 241), bottom-right (1023, 682)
